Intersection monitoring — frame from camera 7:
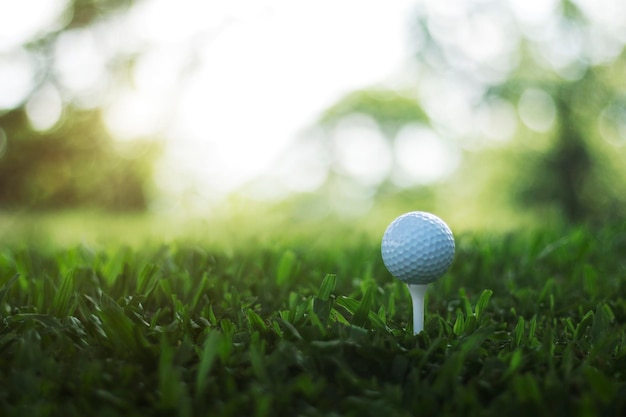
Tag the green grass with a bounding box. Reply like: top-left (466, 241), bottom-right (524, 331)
top-left (1, 220), bottom-right (626, 416)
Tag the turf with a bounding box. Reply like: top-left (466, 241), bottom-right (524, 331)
top-left (1, 221), bottom-right (626, 416)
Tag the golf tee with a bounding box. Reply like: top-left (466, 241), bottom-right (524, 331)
top-left (407, 284), bottom-right (428, 335)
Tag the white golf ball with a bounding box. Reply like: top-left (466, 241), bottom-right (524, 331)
top-left (381, 211), bottom-right (455, 284)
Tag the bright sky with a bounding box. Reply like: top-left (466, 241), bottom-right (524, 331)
top-left (105, 0), bottom-right (418, 204)
top-left (143, 0), bottom-right (417, 195)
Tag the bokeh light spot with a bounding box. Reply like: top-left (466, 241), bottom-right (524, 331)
top-left (508, 0), bottom-right (559, 24)
top-left (54, 28), bottom-right (109, 107)
top-left (332, 114), bottom-right (392, 186)
top-left (573, 0), bottom-right (626, 40)
top-left (477, 98), bottom-right (518, 143)
top-left (518, 88), bottom-right (556, 133)
top-left (103, 92), bottom-right (167, 140)
top-left (25, 83), bottom-right (63, 131)
top-left (598, 104), bottom-right (626, 147)
top-left (0, 49), bottom-right (37, 110)
top-left (392, 124), bottom-right (461, 186)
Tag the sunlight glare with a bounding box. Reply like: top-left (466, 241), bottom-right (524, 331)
top-left (0, 49), bottom-right (37, 110)
top-left (128, 0), bottom-right (251, 44)
top-left (0, 0), bottom-right (69, 51)
top-left (153, 0), bottom-right (414, 196)
top-left (103, 92), bottom-right (167, 140)
top-left (132, 48), bottom-right (187, 96)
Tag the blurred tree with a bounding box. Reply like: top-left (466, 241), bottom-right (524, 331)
top-left (0, 108), bottom-right (157, 211)
top-left (67, 0), bottom-right (133, 28)
top-left (315, 0), bottom-right (626, 224)
top-left (319, 89), bottom-right (429, 137)
top-left (316, 88), bottom-right (438, 187)
top-left (485, 47), bottom-right (626, 223)
top-left (429, 0), bottom-right (626, 224)
top-left (0, 0), bottom-right (158, 212)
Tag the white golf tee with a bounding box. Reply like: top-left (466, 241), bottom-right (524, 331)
top-left (407, 284), bottom-right (428, 334)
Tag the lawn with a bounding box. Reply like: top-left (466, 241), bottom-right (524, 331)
top-left (1, 216), bottom-right (626, 416)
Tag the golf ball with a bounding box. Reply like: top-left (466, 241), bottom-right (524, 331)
top-left (381, 211), bottom-right (455, 284)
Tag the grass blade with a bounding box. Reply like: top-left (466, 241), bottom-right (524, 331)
top-left (513, 315), bottom-right (525, 348)
top-left (195, 331), bottom-right (221, 397)
top-left (317, 273), bottom-right (336, 302)
top-left (51, 270), bottom-right (75, 317)
top-left (474, 289), bottom-right (493, 321)
top-left (352, 285), bottom-right (374, 328)
top-left (276, 250), bottom-right (297, 286)
top-left (0, 274), bottom-right (19, 307)
top-left (246, 308), bottom-right (268, 332)
top-left (137, 263), bottom-right (161, 296)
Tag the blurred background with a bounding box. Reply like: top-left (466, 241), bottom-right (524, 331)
top-left (1, 0), bottom-right (626, 241)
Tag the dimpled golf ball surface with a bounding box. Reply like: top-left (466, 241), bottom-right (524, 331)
top-left (381, 211), bottom-right (455, 284)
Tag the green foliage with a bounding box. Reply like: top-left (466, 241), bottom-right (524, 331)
top-left (319, 89), bottom-right (429, 136)
top-left (490, 71), bottom-right (626, 223)
top-left (1, 223), bottom-right (626, 415)
top-left (0, 109), bottom-right (157, 211)
top-left (0, 0), bottom-right (156, 213)
top-left (68, 0), bottom-right (134, 29)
